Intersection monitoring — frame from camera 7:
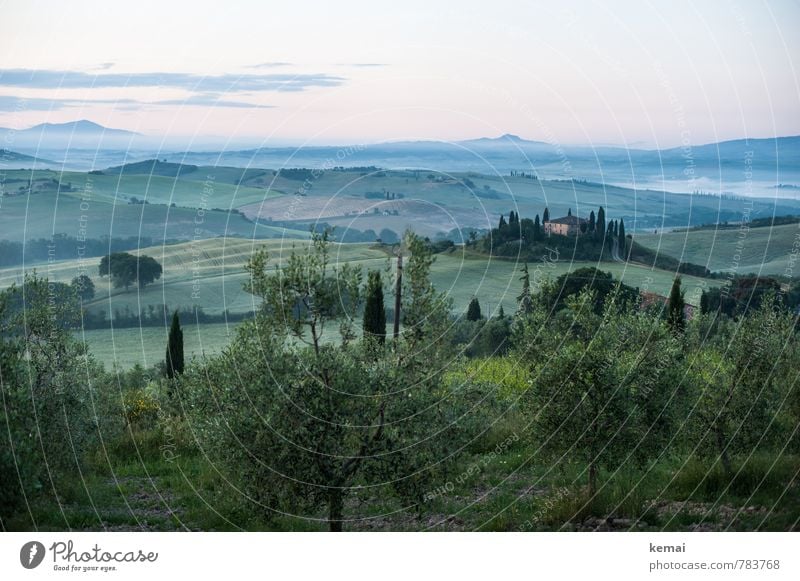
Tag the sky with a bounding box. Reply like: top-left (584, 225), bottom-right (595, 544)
top-left (0, 0), bottom-right (798, 147)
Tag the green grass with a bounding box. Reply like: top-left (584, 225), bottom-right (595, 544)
top-left (635, 221), bottom-right (800, 275)
top-left (1, 169), bottom-right (281, 209)
top-left (6, 168), bottom-right (799, 243)
top-left (1, 237), bottom-right (721, 369)
top-left (8, 410), bottom-right (798, 531)
top-left (0, 190), bottom-right (306, 242)
top-left (1, 237), bottom-right (716, 319)
top-left (76, 322), bottom-right (241, 370)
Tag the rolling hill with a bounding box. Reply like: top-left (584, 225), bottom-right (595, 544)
top-left (0, 148), bottom-right (53, 167)
top-left (635, 220), bottom-right (800, 275)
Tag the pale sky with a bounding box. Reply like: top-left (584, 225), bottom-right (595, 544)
top-left (0, 0), bottom-right (798, 147)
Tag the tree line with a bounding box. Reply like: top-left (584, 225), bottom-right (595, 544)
top-left (0, 235), bottom-right (156, 267)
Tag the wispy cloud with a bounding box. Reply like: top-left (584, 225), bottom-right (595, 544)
top-left (0, 94), bottom-right (273, 112)
top-left (345, 63), bottom-right (389, 68)
top-left (152, 94), bottom-right (275, 109)
top-left (247, 62), bottom-right (293, 68)
top-left (0, 69), bottom-right (345, 92)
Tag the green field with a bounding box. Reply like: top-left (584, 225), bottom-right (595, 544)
top-left (5, 167), bottom-right (799, 243)
top-left (76, 322), bottom-right (241, 370)
top-left (0, 189), bottom-right (307, 241)
top-left (1, 237), bottom-right (720, 368)
top-left (1, 238), bottom-right (716, 318)
top-left (635, 221), bottom-right (800, 275)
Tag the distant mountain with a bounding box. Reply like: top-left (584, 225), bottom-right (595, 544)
top-left (24, 119), bottom-right (140, 138)
top-left (0, 119), bottom-right (141, 151)
top-left (657, 135), bottom-right (800, 165)
top-left (457, 133), bottom-right (550, 148)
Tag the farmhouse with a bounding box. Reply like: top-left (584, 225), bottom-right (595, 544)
top-left (544, 215), bottom-right (588, 236)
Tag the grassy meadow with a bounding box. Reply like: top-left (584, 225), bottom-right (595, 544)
top-left (635, 221), bottom-right (800, 275)
top-left (0, 237), bottom-right (721, 369)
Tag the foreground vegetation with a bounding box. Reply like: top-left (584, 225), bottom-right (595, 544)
top-left (1, 231), bottom-right (798, 532)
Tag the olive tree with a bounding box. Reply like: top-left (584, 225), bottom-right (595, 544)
top-left (0, 274), bottom-right (105, 525)
top-left (186, 230), bottom-right (480, 531)
top-left (686, 296), bottom-right (796, 473)
top-left (520, 290), bottom-right (681, 496)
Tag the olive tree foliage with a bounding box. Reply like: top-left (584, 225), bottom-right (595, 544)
top-left (515, 290), bottom-right (682, 496)
top-left (0, 274), bottom-right (106, 524)
top-left (186, 230), bottom-right (485, 531)
top-left (685, 296), bottom-right (797, 473)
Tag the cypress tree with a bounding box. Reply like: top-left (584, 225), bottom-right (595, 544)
top-left (497, 305), bottom-right (505, 318)
top-left (499, 214), bottom-right (507, 229)
top-left (466, 297), bottom-right (482, 321)
top-left (517, 263), bottom-right (533, 315)
top-left (567, 207), bottom-right (572, 217)
top-left (165, 310), bottom-right (184, 379)
top-left (597, 207), bottom-right (605, 240)
top-left (363, 270), bottom-right (386, 344)
top-left (589, 210), bottom-right (596, 232)
top-left (666, 276), bottom-right (686, 334)
top-left (543, 207), bottom-right (550, 223)
top-left (509, 211), bottom-right (516, 225)
top-left (534, 214), bottom-right (541, 240)
top-left (618, 219), bottom-right (626, 256)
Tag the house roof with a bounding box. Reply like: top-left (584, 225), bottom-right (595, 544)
top-left (547, 215), bottom-right (587, 225)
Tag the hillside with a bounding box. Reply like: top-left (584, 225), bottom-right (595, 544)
top-left (102, 158), bottom-right (199, 177)
top-left (635, 221), bottom-right (800, 275)
top-left (0, 148), bottom-right (52, 167)
top-left (0, 237), bottom-right (718, 319)
top-left (5, 167), bottom-right (800, 245)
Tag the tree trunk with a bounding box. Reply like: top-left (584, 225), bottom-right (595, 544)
top-left (393, 253), bottom-right (402, 339)
top-left (328, 489), bottom-right (344, 532)
top-left (715, 426), bottom-right (732, 475)
top-left (588, 461), bottom-right (598, 497)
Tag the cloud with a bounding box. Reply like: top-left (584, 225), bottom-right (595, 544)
top-left (0, 69), bottom-right (345, 92)
top-left (248, 62), bottom-right (293, 68)
top-left (0, 94), bottom-right (273, 112)
top-left (346, 63), bottom-right (389, 68)
top-left (152, 94), bottom-right (275, 109)
top-left (0, 95), bottom-right (63, 111)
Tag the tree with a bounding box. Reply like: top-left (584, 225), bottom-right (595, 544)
top-left (187, 230), bottom-right (477, 531)
top-left (666, 277), bottom-right (686, 334)
top-left (522, 291), bottom-right (680, 495)
top-left (517, 263), bottom-right (533, 315)
top-left (567, 208), bottom-right (572, 217)
top-left (589, 210), bottom-right (596, 232)
top-left (543, 207), bottom-right (550, 223)
top-left (542, 267), bottom-right (638, 314)
top-left (379, 228), bottom-right (399, 244)
top-left (509, 211), bottom-right (517, 225)
top-left (618, 219), bottom-right (626, 256)
top-left (0, 274), bottom-right (105, 521)
top-left (362, 270), bottom-right (386, 344)
top-left (136, 255), bottom-right (163, 289)
top-left (71, 274), bottom-right (95, 301)
top-left (596, 206), bottom-right (606, 240)
top-left (466, 297), bottom-right (482, 321)
top-left (533, 214), bottom-right (542, 241)
top-left (687, 296), bottom-right (794, 475)
top-left (99, 252), bottom-right (162, 291)
top-left (165, 310), bottom-right (184, 379)
top-left (498, 214), bottom-right (507, 229)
